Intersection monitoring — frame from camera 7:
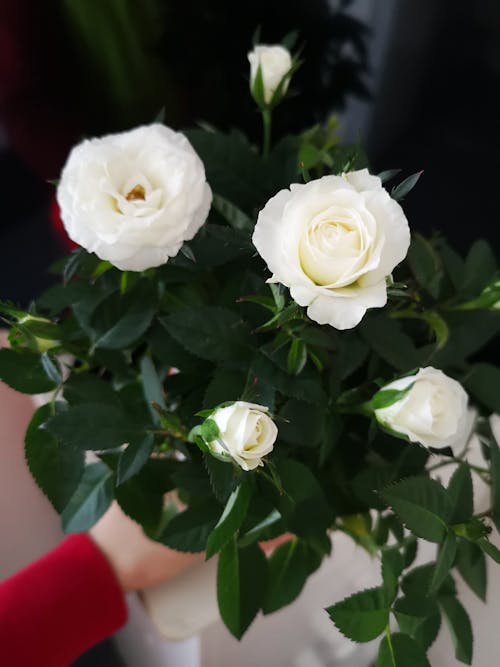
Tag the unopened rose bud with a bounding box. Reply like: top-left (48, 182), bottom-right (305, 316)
top-left (374, 367), bottom-right (468, 450)
top-left (248, 44), bottom-right (292, 106)
top-left (205, 401), bottom-right (278, 471)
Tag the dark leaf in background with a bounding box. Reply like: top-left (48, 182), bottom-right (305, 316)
top-left (61, 462), bottom-right (114, 533)
top-left (0, 348), bottom-right (57, 394)
top-left (25, 403), bottom-right (84, 513)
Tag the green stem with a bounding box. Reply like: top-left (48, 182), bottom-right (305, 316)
top-left (385, 625), bottom-right (396, 666)
top-left (427, 457), bottom-right (489, 477)
top-left (262, 109), bottom-right (272, 158)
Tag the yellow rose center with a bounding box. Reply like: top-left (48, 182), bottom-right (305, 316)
top-left (125, 184), bottom-right (146, 201)
top-left (299, 219), bottom-right (362, 286)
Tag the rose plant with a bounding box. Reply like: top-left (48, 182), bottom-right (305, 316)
top-left (1, 36), bottom-right (500, 666)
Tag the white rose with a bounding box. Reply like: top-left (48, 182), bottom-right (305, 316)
top-left (374, 367), bottom-right (469, 449)
top-left (252, 170), bottom-right (410, 330)
top-left (207, 401), bottom-right (278, 471)
top-left (57, 124), bottom-right (212, 271)
top-left (248, 44), bottom-right (292, 104)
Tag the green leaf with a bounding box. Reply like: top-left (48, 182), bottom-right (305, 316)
top-left (64, 373), bottom-right (122, 408)
top-left (326, 587), bottom-right (389, 642)
top-left (287, 338), bottom-right (307, 375)
top-left (382, 477), bottom-right (451, 542)
top-left (378, 168), bottom-right (401, 183)
top-left (25, 403), bottom-right (84, 513)
top-left (92, 285), bottom-right (157, 349)
top-left (203, 453), bottom-right (237, 503)
top-left (252, 351), bottom-right (326, 404)
top-left (217, 538), bottom-right (268, 639)
top-left (211, 194), bottom-right (254, 232)
top-left (391, 171), bottom-right (423, 201)
top-left (186, 129), bottom-right (263, 212)
top-left (439, 596), bottom-right (473, 664)
top-left (180, 244), bottom-right (196, 263)
top-left (403, 536), bottom-right (418, 568)
top-left (282, 29), bottom-right (299, 51)
top-left (439, 242), bottom-right (465, 291)
top-left (203, 369), bottom-right (246, 410)
top-left (250, 62), bottom-right (266, 107)
top-left (376, 632), bottom-right (431, 667)
top-left (462, 239), bottom-right (497, 296)
top-left (139, 355), bottom-right (165, 422)
top-left (149, 322), bottom-right (201, 374)
top-left (117, 433), bottom-right (155, 485)
top-left (360, 316), bottom-right (421, 370)
top-left (41, 352), bottom-right (62, 385)
top-left (429, 531), bottom-right (457, 594)
top-left (447, 465), bottom-right (473, 524)
top-left (413, 612), bottom-right (441, 652)
top-left (63, 248), bottom-right (86, 285)
top-left (189, 224), bottom-right (250, 268)
top-left (263, 538), bottom-right (321, 614)
top-left (45, 403), bottom-right (147, 451)
top-left (115, 458), bottom-right (176, 536)
top-left (239, 509), bottom-right (282, 548)
top-left (381, 547), bottom-right (404, 602)
top-left (7, 314), bottom-right (62, 342)
top-left (160, 502), bottom-right (221, 552)
top-left (61, 462), bottom-right (114, 533)
top-left (394, 595), bottom-right (441, 650)
top-left (299, 142), bottom-right (323, 170)
top-left (0, 348), bottom-right (57, 394)
top-left (407, 234), bottom-right (442, 298)
top-left (275, 459), bottom-right (331, 538)
top-left (372, 385), bottom-right (414, 410)
top-left (161, 307), bottom-right (252, 363)
top-left (394, 595), bottom-right (439, 639)
top-left (465, 363), bottom-right (500, 414)
top-left (490, 441), bottom-right (500, 531)
top-left (206, 479), bottom-right (253, 559)
top-left (477, 537), bottom-right (500, 563)
top-left (432, 311), bottom-right (500, 368)
top-left (401, 564), bottom-right (433, 598)
top-left (199, 418), bottom-right (220, 442)
top-left (278, 398), bottom-right (325, 447)
top-left (456, 540), bottom-right (487, 601)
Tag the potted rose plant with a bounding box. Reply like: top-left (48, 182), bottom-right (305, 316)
top-left (1, 36), bottom-right (499, 666)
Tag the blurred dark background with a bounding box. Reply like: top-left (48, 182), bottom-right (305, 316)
top-left (1, 0), bottom-right (499, 306)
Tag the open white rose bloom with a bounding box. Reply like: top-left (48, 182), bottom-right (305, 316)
top-left (57, 124), bottom-right (212, 271)
top-left (374, 367), bottom-right (469, 449)
top-left (207, 401), bottom-right (278, 471)
top-left (252, 169), bottom-right (411, 329)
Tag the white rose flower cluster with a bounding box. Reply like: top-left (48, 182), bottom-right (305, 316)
top-left (374, 367), bottom-right (469, 450)
top-left (57, 124), bottom-right (212, 271)
top-left (248, 44), bottom-right (292, 105)
top-left (252, 169), bottom-right (411, 330)
top-left (206, 401), bottom-right (278, 471)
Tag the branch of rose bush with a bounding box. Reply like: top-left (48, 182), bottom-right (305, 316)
top-left (427, 456), bottom-right (490, 479)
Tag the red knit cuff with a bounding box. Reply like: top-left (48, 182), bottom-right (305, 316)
top-left (0, 533), bottom-right (128, 666)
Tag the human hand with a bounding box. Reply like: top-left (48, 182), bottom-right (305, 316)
top-left (90, 502), bottom-right (291, 593)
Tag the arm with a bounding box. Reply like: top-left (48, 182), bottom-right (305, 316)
top-left (0, 533), bottom-right (127, 667)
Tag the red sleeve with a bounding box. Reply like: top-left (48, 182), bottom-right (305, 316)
top-left (0, 533), bottom-right (128, 667)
